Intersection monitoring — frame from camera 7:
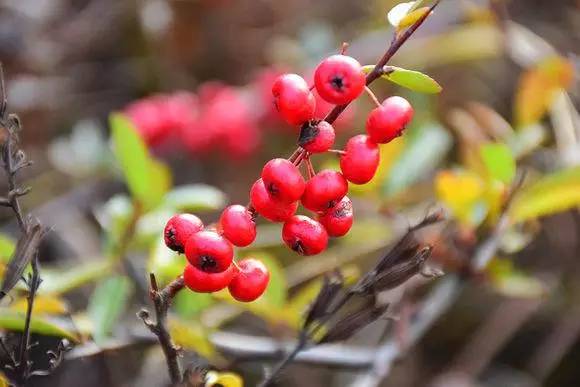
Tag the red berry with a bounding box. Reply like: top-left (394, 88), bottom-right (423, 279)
top-left (185, 230), bottom-right (234, 273)
top-left (366, 96), bottom-right (413, 144)
top-left (272, 74), bottom-right (316, 125)
top-left (228, 258), bottom-right (270, 302)
top-left (183, 264), bottom-right (237, 293)
top-left (314, 55), bottom-right (366, 105)
top-left (340, 135), bottom-right (380, 184)
top-left (219, 205), bottom-right (257, 247)
top-left (261, 159), bottom-right (305, 203)
top-left (282, 215), bottom-right (328, 256)
top-left (124, 96), bottom-right (168, 146)
top-left (318, 196), bottom-right (353, 237)
top-left (250, 179), bottom-right (298, 222)
top-left (301, 170), bottom-right (348, 212)
top-left (164, 214), bottom-right (204, 253)
top-left (299, 120), bottom-right (335, 153)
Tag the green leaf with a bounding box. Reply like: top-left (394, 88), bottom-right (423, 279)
top-left (511, 167), bottom-right (580, 222)
top-left (168, 317), bottom-right (215, 359)
top-left (173, 290), bottom-right (214, 319)
top-left (383, 123), bottom-right (452, 196)
top-left (148, 237), bottom-right (185, 286)
top-left (110, 113), bottom-right (169, 210)
top-left (87, 276), bottom-right (132, 344)
top-left (40, 261), bottom-right (112, 295)
top-left (362, 66), bottom-right (442, 94)
top-left (0, 235), bottom-right (16, 263)
top-left (0, 309), bottom-right (79, 341)
top-left (387, 1), bottom-right (417, 28)
top-left (162, 184), bottom-right (227, 212)
top-left (480, 143), bottom-right (516, 184)
top-left (487, 259), bottom-right (546, 299)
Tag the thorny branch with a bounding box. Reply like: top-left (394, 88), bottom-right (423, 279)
top-left (138, 273), bottom-right (185, 385)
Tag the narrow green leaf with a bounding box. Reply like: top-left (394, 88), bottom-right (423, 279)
top-left (480, 143), bottom-right (516, 184)
top-left (110, 113), bottom-right (169, 210)
top-left (88, 276), bottom-right (132, 344)
top-left (511, 167), bottom-right (580, 222)
top-left (0, 235), bottom-right (15, 263)
top-left (40, 261), bottom-right (113, 295)
top-left (386, 67), bottom-right (442, 94)
top-left (0, 309), bottom-right (79, 341)
top-left (162, 184), bottom-right (227, 212)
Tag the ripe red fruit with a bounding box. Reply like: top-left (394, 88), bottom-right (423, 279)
top-left (282, 215), bottom-right (328, 255)
top-left (339, 135), bottom-right (380, 184)
top-left (318, 196), bottom-right (354, 237)
top-left (261, 159), bottom-right (305, 203)
top-left (272, 74), bottom-right (316, 125)
top-left (124, 96), bottom-right (168, 146)
top-left (314, 55), bottom-right (366, 105)
top-left (366, 96), bottom-right (413, 144)
top-left (185, 230), bottom-right (234, 273)
top-left (301, 170), bottom-right (348, 212)
top-left (250, 179), bottom-right (298, 222)
top-left (164, 214), bottom-right (204, 253)
top-left (228, 258), bottom-right (270, 302)
top-left (183, 264), bottom-right (237, 293)
top-left (299, 120), bottom-right (335, 153)
top-left (219, 205), bottom-right (257, 247)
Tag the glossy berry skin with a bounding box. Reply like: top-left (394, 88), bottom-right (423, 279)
top-left (164, 214), bottom-right (204, 253)
top-left (250, 179), bottom-right (298, 222)
top-left (318, 196), bottom-right (353, 237)
top-left (340, 135), bottom-right (380, 184)
top-left (366, 96), bottom-right (413, 144)
top-left (228, 258), bottom-right (270, 302)
top-left (261, 159), bottom-right (305, 203)
top-left (301, 170), bottom-right (348, 212)
top-left (282, 215), bottom-right (328, 256)
top-left (219, 205), bottom-right (257, 247)
top-left (185, 230), bottom-right (234, 273)
top-left (183, 264), bottom-right (237, 293)
top-left (299, 120), bottom-right (335, 153)
top-left (272, 74), bottom-right (316, 125)
top-left (314, 55), bottom-right (366, 105)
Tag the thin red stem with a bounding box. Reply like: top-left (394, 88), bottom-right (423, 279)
top-left (365, 86), bottom-right (382, 108)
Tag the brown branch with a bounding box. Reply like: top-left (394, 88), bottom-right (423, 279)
top-left (138, 273), bottom-right (186, 385)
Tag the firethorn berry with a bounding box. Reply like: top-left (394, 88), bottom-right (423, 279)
top-left (366, 96), bottom-right (414, 144)
top-left (272, 74), bottom-right (316, 125)
top-left (340, 134), bottom-right (380, 184)
top-left (164, 214), bottom-right (204, 253)
top-left (318, 196), bottom-right (354, 237)
top-left (183, 264), bottom-right (237, 293)
top-left (261, 159), bottom-right (305, 203)
top-left (219, 205), bottom-right (257, 247)
top-left (282, 215), bottom-right (328, 256)
top-left (228, 258), bottom-right (270, 302)
top-left (124, 96), bottom-right (168, 146)
top-left (314, 55), bottom-right (366, 105)
top-left (185, 230), bottom-right (234, 273)
top-left (298, 120), bottom-right (335, 153)
top-left (250, 179), bottom-right (298, 222)
top-left (301, 170), bottom-right (348, 212)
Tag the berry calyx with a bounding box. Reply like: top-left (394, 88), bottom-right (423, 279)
top-left (164, 214), bottom-right (204, 253)
top-left (228, 258), bottom-right (270, 302)
top-left (318, 196), bottom-right (354, 237)
top-left (183, 264), bottom-right (237, 293)
top-left (282, 215), bottom-right (328, 256)
top-left (314, 55), bottom-right (366, 105)
top-left (250, 178), bottom-right (298, 222)
top-left (261, 158), bottom-right (306, 203)
top-left (339, 134), bottom-right (380, 184)
top-left (298, 120), bottom-right (335, 153)
top-left (366, 96), bottom-right (413, 144)
top-left (301, 170), bottom-right (348, 212)
top-left (185, 230), bottom-right (234, 273)
top-left (219, 205), bottom-right (257, 247)
top-left (272, 74), bottom-right (316, 125)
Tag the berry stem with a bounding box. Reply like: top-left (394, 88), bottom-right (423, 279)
top-left (305, 157), bottom-right (316, 179)
top-left (328, 149), bottom-right (346, 156)
top-left (364, 86), bottom-right (382, 108)
top-left (340, 42), bottom-right (349, 55)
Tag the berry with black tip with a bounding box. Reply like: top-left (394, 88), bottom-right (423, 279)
top-left (164, 214), bottom-right (204, 253)
top-left (314, 55), bottom-right (366, 105)
top-left (250, 179), bottom-right (298, 222)
top-left (298, 120), bottom-right (335, 153)
top-left (261, 158), bottom-right (305, 203)
top-left (318, 196), bottom-right (353, 237)
top-left (366, 96), bottom-right (413, 144)
top-left (219, 205), bottom-right (257, 247)
top-left (185, 230), bottom-right (234, 273)
top-left (301, 170), bottom-right (348, 212)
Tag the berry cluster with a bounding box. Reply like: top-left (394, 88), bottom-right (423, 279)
top-left (163, 53), bottom-right (413, 302)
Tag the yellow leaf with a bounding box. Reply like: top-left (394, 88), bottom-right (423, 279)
top-left (0, 372), bottom-right (8, 387)
top-left (205, 371), bottom-right (243, 387)
top-left (11, 295), bottom-right (69, 315)
top-left (435, 169), bottom-right (485, 225)
top-left (168, 317), bottom-right (215, 359)
top-left (397, 7), bottom-right (431, 30)
top-left (514, 56), bottom-right (575, 127)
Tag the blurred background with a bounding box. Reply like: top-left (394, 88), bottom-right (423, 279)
top-left (0, 0), bottom-right (579, 386)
